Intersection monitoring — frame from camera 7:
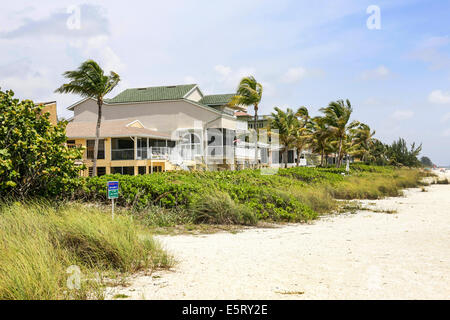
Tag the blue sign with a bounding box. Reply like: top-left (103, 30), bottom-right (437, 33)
top-left (107, 181), bottom-right (119, 199)
top-left (107, 181), bottom-right (119, 190)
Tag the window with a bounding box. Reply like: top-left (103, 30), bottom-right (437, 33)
top-left (88, 167), bottom-right (106, 177)
top-left (137, 138), bottom-right (148, 159)
top-left (87, 139), bottom-right (105, 159)
top-left (111, 138), bottom-right (134, 160)
top-left (138, 166), bottom-right (146, 175)
top-left (149, 139), bottom-right (167, 147)
top-left (67, 140), bottom-right (78, 150)
top-left (180, 133), bottom-right (202, 158)
top-left (97, 167), bottom-right (106, 176)
top-left (149, 166), bottom-right (162, 173)
top-left (111, 167), bottom-right (135, 175)
top-left (288, 150), bottom-right (294, 163)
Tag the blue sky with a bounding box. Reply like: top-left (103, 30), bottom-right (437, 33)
top-left (0, 0), bottom-right (449, 165)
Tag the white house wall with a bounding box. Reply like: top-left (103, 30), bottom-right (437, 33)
top-left (71, 99), bottom-right (238, 133)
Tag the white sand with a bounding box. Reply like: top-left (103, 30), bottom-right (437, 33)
top-left (107, 170), bottom-right (450, 300)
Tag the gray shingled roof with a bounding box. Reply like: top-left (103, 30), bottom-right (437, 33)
top-left (105, 84), bottom-right (197, 104)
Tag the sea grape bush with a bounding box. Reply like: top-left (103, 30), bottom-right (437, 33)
top-left (0, 90), bottom-right (84, 198)
top-left (80, 170), bottom-right (317, 222)
top-left (79, 165), bottom-right (395, 223)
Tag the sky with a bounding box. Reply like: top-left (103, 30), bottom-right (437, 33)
top-left (0, 0), bottom-right (449, 165)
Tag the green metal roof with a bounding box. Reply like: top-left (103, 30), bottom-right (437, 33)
top-left (105, 84), bottom-right (197, 104)
top-left (200, 94), bottom-right (235, 106)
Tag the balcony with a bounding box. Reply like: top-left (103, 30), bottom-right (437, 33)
top-left (207, 144), bottom-right (261, 161)
top-left (138, 147), bottom-right (172, 160)
top-left (111, 144), bottom-right (264, 162)
top-left (111, 147), bottom-right (175, 161)
top-left (112, 148), bottom-right (134, 161)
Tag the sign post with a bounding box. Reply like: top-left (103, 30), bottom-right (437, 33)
top-left (107, 181), bottom-right (119, 219)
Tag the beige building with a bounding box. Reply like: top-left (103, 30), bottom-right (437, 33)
top-left (66, 84), bottom-right (268, 176)
top-left (36, 101), bottom-right (58, 126)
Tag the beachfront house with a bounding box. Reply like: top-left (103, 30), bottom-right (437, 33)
top-left (235, 112), bottom-right (310, 167)
top-left (66, 84), bottom-right (275, 176)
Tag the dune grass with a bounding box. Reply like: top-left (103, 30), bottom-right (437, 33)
top-left (84, 166), bottom-right (427, 230)
top-left (330, 168), bottom-right (427, 200)
top-left (0, 201), bottom-right (172, 300)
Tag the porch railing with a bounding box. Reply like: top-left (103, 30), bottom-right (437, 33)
top-left (111, 145), bottom-right (266, 162)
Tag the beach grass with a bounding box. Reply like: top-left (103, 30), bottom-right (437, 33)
top-left (0, 201), bottom-right (173, 300)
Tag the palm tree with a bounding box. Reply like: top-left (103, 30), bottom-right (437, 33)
top-left (270, 107), bottom-right (297, 168)
top-left (293, 106), bottom-right (311, 166)
top-left (369, 140), bottom-right (388, 165)
top-left (310, 116), bottom-right (331, 167)
top-left (229, 76), bottom-right (263, 165)
top-left (350, 123), bottom-right (376, 162)
top-left (320, 99), bottom-right (359, 168)
top-left (56, 60), bottom-right (120, 176)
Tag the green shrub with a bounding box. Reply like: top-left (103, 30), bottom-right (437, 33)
top-left (0, 90), bottom-right (84, 199)
top-left (436, 178), bottom-right (449, 185)
top-left (78, 166), bottom-right (424, 225)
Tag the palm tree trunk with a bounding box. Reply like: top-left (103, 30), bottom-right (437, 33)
top-left (284, 148), bottom-right (288, 168)
top-left (296, 148), bottom-right (301, 167)
top-left (93, 99), bottom-right (103, 176)
top-left (253, 104), bottom-right (258, 168)
top-left (320, 149), bottom-right (324, 167)
top-left (336, 137), bottom-right (343, 168)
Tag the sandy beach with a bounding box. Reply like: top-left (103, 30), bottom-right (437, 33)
top-left (107, 170), bottom-right (450, 300)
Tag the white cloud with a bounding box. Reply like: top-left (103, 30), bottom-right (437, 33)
top-left (69, 36), bottom-right (125, 74)
top-left (391, 109), bottom-right (414, 121)
top-left (429, 90), bottom-right (450, 104)
top-left (281, 67), bottom-right (307, 83)
top-left (360, 65), bottom-right (390, 80)
top-left (0, 4), bottom-right (109, 39)
top-left (261, 81), bottom-right (276, 98)
top-left (212, 65), bottom-right (256, 90)
top-left (411, 36), bottom-right (450, 70)
top-left (1, 73), bottom-right (53, 99)
top-left (423, 36), bottom-right (450, 47)
top-left (214, 65), bottom-right (232, 77)
top-left (441, 112), bottom-right (450, 123)
top-left (280, 67), bottom-right (324, 83)
top-left (183, 76), bottom-right (197, 84)
top-left (443, 128), bottom-right (450, 137)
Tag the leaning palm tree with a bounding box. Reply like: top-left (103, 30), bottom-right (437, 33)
top-left (310, 116), bottom-right (331, 167)
top-left (55, 60), bottom-right (120, 176)
top-left (229, 76), bottom-right (263, 165)
top-left (270, 107), bottom-right (297, 168)
top-left (350, 123), bottom-right (376, 162)
top-left (320, 99), bottom-right (359, 168)
top-left (293, 106), bottom-right (311, 166)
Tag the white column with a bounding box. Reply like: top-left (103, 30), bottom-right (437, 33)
top-left (134, 136), bottom-right (137, 160)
